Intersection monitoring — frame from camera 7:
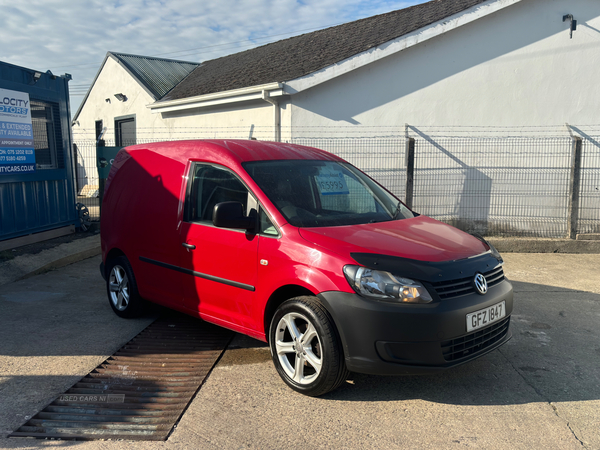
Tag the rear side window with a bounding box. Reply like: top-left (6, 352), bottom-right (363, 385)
top-left (186, 164), bottom-right (251, 223)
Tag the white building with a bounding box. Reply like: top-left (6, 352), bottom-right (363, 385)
top-left (74, 0), bottom-right (599, 236)
top-left (73, 52), bottom-right (198, 145)
top-left (72, 52), bottom-right (198, 197)
top-left (74, 0), bottom-right (600, 141)
top-left (145, 0), bottom-right (600, 140)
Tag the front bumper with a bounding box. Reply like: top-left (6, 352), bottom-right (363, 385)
top-left (317, 280), bottom-right (513, 375)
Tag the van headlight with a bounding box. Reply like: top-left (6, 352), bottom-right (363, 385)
top-left (343, 265), bottom-right (433, 303)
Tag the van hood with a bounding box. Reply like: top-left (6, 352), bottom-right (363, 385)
top-left (298, 216), bottom-right (488, 263)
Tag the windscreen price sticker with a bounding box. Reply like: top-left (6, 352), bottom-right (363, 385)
top-left (316, 170), bottom-right (349, 196)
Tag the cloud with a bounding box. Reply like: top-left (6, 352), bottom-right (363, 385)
top-left (0, 0), bottom-right (423, 110)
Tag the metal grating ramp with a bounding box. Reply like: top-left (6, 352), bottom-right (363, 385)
top-left (9, 313), bottom-right (233, 441)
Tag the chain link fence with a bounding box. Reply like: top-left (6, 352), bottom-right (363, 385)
top-left (72, 126), bottom-right (599, 238)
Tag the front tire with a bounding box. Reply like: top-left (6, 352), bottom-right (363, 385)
top-left (269, 296), bottom-right (349, 396)
top-left (106, 256), bottom-right (144, 318)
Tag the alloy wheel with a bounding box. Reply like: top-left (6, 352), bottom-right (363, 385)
top-left (108, 265), bottom-right (130, 311)
top-left (274, 312), bottom-right (323, 385)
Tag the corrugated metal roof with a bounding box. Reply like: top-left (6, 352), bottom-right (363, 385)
top-left (72, 52), bottom-right (200, 121)
top-left (111, 52), bottom-right (199, 100)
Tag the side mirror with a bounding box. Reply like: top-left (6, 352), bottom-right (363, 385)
top-left (213, 202), bottom-right (256, 230)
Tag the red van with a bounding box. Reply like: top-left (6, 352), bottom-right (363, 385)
top-left (100, 140), bottom-right (513, 396)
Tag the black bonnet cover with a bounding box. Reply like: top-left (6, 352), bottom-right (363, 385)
top-left (350, 252), bottom-right (502, 283)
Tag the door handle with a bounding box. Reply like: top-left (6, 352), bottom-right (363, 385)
top-left (182, 243), bottom-right (196, 250)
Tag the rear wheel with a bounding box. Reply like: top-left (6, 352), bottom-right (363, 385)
top-left (269, 296), bottom-right (349, 396)
top-left (106, 256), bottom-right (144, 318)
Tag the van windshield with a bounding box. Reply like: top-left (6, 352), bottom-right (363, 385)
top-left (243, 160), bottom-right (414, 227)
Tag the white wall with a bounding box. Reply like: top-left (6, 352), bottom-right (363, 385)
top-left (290, 0), bottom-right (600, 131)
top-left (73, 56), bottom-right (161, 143)
top-left (74, 0), bottom-right (600, 139)
top-left (72, 58), bottom-right (287, 192)
top-left (73, 55), bottom-right (284, 143)
top-left (158, 99), bottom-right (287, 142)
top-left (288, 0), bottom-right (600, 237)
top-left (70, 0), bottom-right (598, 235)
top-left (72, 57), bottom-right (164, 194)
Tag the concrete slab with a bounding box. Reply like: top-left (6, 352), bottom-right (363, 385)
top-left (503, 253), bottom-right (600, 294)
top-left (577, 234), bottom-right (600, 241)
top-left (0, 253), bottom-right (598, 449)
top-left (0, 256), bottom-right (156, 438)
top-left (488, 237), bottom-right (600, 254)
top-left (0, 235), bottom-right (101, 287)
top-left (171, 343), bottom-right (582, 450)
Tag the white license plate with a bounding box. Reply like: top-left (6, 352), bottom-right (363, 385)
top-left (466, 301), bottom-right (506, 332)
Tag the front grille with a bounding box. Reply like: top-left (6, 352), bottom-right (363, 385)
top-left (431, 266), bottom-right (505, 299)
top-left (441, 317), bottom-right (510, 362)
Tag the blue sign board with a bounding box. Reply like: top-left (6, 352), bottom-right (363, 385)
top-left (0, 88), bottom-right (35, 174)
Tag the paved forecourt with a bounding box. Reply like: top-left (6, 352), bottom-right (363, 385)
top-left (0, 253), bottom-right (599, 449)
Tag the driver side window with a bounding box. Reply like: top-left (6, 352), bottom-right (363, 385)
top-left (187, 164), bottom-right (250, 223)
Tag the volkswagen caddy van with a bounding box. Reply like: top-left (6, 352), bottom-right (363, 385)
top-left (100, 140), bottom-right (513, 396)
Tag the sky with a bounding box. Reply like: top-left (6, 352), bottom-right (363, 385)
top-left (1, 0), bottom-right (428, 112)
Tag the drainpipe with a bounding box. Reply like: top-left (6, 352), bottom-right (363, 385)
top-left (262, 90), bottom-right (281, 142)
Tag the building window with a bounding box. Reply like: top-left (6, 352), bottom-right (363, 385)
top-left (95, 120), bottom-right (103, 141)
top-left (115, 116), bottom-right (136, 146)
top-left (31, 100), bottom-right (63, 170)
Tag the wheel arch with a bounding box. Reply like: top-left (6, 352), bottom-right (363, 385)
top-left (268, 294), bottom-right (350, 396)
top-left (103, 248), bottom-right (127, 278)
top-left (104, 252), bottom-right (145, 318)
top-left (263, 284), bottom-right (315, 343)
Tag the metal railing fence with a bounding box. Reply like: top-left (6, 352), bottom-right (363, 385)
top-left (291, 137), bottom-right (407, 201)
top-left (580, 136), bottom-right (600, 235)
top-left (72, 126), bottom-right (599, 238)
top-left (411, 136), bottom-right (572, 237)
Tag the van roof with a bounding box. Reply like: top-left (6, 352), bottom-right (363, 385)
top-left (124, 139), bottom-right (344, 165)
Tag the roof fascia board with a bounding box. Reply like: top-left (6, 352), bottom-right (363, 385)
top-left (111, 51), bottom-right (200, 66)
top-left (148, 83), bottom-right (284, 113)
top-left (285, 0), bottom-right (523, 94)
top-left (73, 51), bottom-right (158, 122)
top-left (72, 52), bottom-right (113, 122)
